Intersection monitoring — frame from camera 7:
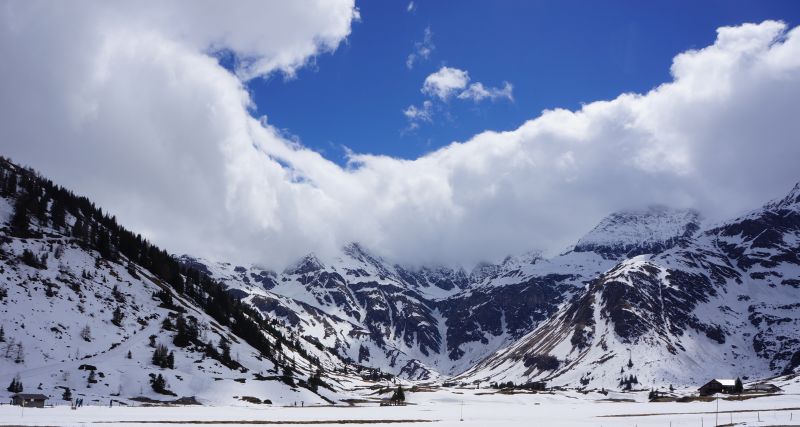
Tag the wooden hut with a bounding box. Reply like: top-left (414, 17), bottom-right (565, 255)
top-left (698, 379), bottom-right (736, 396)
top-left (11, 393), bottom-right (48, 408)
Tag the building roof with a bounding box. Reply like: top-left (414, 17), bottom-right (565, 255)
top-left (12, 393), bottom-right (48, 399)
top-left (714, 379), bottom-right (736, 387)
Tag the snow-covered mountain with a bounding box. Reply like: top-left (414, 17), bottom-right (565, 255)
top-left (184, 199), bottom-right (715, 383)
top-left (455, 184), bottom-right (800, 388)
top-left (3, 154), bottom-right (799, 400)
top-left (573, 205), bottom-right (702, 259)
top-left (0, 158), bottom-right (354, 405)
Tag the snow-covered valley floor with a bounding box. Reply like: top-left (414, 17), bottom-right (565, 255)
top-left (2, 387), bottom-right (800, 427)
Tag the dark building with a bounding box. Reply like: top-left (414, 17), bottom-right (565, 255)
top-left (748, 383), bottom-right (782, 393)
top-left (698, 379), bottom-right (736, 396)
top-left (11, 393), bottom-right (48, 408)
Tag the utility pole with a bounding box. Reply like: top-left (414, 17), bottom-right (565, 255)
top-left (715, 395), bottom-right (719, 427)
top-left (460, 400), bottom-right (464, 422)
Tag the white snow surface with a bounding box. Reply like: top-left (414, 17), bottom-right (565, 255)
top-left (1, 378), bottom-right (800, 426)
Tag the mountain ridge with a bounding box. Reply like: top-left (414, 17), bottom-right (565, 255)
top-left (2, 154), bottom-right (799, 403)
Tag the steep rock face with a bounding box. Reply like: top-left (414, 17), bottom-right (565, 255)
top-left (437, 274), bottom-right (574, 361)
top-left (193, 204), bottom-right (700, 379)
top-left (187, 203), bottom-right (724, 381)
top-left (456, 183), bottom-right (800, 388)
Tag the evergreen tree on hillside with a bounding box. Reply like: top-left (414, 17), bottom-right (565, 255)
top-left (111, 306), bottom-right (124, 327)
top-left (391, 385), bottom-right (405, 404)
top-left (4, 172), bottom-right (17, 196)
top-left (219, 339), bottom-right (231, 363)
top-left (7, 376), bottom-right (23, 393)
top-left (307, 368), bottom-right (323, 392)
top-left (152, 344), bottom-right (170, 368)
top-left (734, 377), bottom-right (743, 394)
top-left (50, 198), bottom-right (66, 230)
top-left (10, 195), bottom-right (29, 237)
top-left (151, 374), bottom-right (169, 394)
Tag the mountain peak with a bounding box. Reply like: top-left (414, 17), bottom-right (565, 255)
top-left (765, 181), bottom-right (800, 211)
top-left (283, 253), bottom-right (324, 275)
top-left (574, 205), bottom-right (702, 259)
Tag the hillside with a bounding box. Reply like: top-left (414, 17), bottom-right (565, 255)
top-left (455, 183), bottom-right (800, 388)
top-left (2, 155), bottom-right (799, 400)
top-left (0, 158), bottom-right (352, 405)
top-left (185, 199), bottom-right (715, 383)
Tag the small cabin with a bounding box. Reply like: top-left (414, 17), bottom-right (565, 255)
top-left (11, 393), bottom-right (48, 408)
top-left (698, 379), bottom-right (736, 396)
top-left (748, 383), bottom-right (781, 393)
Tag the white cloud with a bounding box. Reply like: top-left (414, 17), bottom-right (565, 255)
top-left (422, 66), bottom-right (470, 99)
top-left (409, 67), bottom-right (514, 127)
top-left (2, 11), bottom-right (800, 269)
top-left (407, 2), bottom-right (416, 13)
top-left (458, 81), bottom-right (514, 102)
top-left (403, 100), bottom-right (433, 129)
top-left (406, 26), bottom-right (434, 69)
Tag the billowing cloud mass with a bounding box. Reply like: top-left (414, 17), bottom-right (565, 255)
top-left (1, 7), bottom-right (800, 268)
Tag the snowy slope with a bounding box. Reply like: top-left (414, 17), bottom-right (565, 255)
top-left (456, 184), bottom-right (800, 388)
top-left (0, 159), bottom-right (356, 406)
top-left (574, 206), bottom-right (701, 259)
top-left (3, 154), bottom-right (799, 397)
top-left (187, 207), bottom-right (706, 383)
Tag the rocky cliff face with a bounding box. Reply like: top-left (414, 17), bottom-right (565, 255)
top-left (189, 202), bottom-right (718, 382)
top-left (455, 183), bottom-right (800, 387)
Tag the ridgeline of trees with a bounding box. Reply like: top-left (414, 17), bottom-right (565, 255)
top-left (0, 157), bottom-right (326, 390)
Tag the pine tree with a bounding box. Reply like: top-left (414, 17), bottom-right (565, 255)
top-left (173, 315), bottom-right (188, 347)
top-left (51, 199), bottom-right (66, 230)
top-left (14, 342), bottom-right (24, 363)
top-left (734, 377), bottom-right (743, 394)
top-left (87, 370), bottom-right (96, 385)
top-left (166, 351), bottom-right (175, 369)
top-left (307, 368), bottom-right (323, 392)
top-left (62, 387), bottom-right (72, 401)
top-left (152, 344), bottom-right (169, 368)
top-left (112, 285), bottom-right (125, 303)
top-left (126, 350), bottom-right (132, 359)
top-left (282, 366), bottom-right (294, 386)
top-left (5, 172), bottom-right (17, 196)
top-left (0, 325), bottom-right (5, 343)
top-left (151, 374), bottom-right (168, 394)
top-left (7, 376), bottom-right (23, 393)
top-left (80, 325), bottom-right (92, 342)
top-left (10, 195), bottom-right (29, 237)
top-left (220, 339), bottom-right (231, 363)
top-left (111, 306), bottom-right (124, 327)
top-left (391, 385), bottom-right (405, 404)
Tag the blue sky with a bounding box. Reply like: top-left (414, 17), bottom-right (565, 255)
top-left (5, 1), bottom-right (800, 266)
top-left (248, 0), bottom-right (800, 163)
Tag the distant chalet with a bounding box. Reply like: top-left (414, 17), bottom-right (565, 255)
top-left (11, 393), bottom-right (48, 408)
top-left (698, 379), bottom-right (736, 396)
